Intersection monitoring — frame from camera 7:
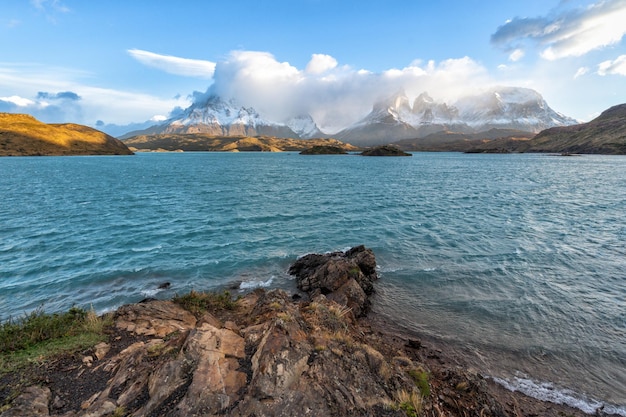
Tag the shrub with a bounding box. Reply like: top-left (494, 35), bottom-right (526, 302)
top-left (0, 306), bottom-right (110, 373)
top-left (172, 290), bottom-right (238, 317)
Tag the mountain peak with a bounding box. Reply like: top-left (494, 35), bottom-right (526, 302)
top-left (414, 92), bottom-right (434, 104)
top-left (119, 94), bottom-right (328, 139)
top-left (373, 90), bottom-right (410, 113)
top-left (337, 87), bottom-right (577, 147)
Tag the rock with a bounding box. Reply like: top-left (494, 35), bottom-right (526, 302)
top-left (157, 282), bottom-right (171, 290)
top-left (51, 395), bottom-right (65, 410)
top-left (174, 323), bottom-right (247, 416)
top-left (360, 145), bottom-right (411, 156)
top-left (115, 300), bottom-right (196, 337)
top-left (288, 245), bottom-right (378, 316)
top-left (93, 342), bottom-right (110, 360)
top-left (300, 145), bottom-right (348, 155)
top-left (2, 247), bottom-right (536, 417)
top-left (0, 386), bottom-right (50, 416)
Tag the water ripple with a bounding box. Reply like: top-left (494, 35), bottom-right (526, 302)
top-left (0, 152), bottom-right (624, 409)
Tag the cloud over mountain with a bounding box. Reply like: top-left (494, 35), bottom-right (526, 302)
top-left (200, 51), bottom-right (493, 132)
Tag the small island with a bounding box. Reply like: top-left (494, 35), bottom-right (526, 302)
top-left (299, 145), bottom-right (349, 155)
top-left (360, 145), bottom-right (412, 156)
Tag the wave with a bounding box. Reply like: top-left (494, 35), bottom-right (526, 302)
top-left (239, 276), bottom-right (274, 290)
top-left (492, 376), bottom-right (626, 416)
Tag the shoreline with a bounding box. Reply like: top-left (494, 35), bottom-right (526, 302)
top-left (0, 292), bottom-right (617, 417)
top-left (2, 246), bottom-right (623, 416)
top-left (365, 311), bottom-right (614, 417)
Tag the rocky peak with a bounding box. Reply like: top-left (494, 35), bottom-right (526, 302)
top-left (285, 114), bottom-right (325, 139)
top-left (372, 90), bottom-right (411, 115)
top-left (412, 92), bottom-right (459, 123)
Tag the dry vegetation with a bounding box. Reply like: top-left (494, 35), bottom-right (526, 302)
top-left (123, 133), bottom-right (359, 152)
top-left (0, 113), bottom-right (133, 156)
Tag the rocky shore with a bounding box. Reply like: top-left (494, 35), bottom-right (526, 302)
top-left (1, 246), bottom-right (594, 417)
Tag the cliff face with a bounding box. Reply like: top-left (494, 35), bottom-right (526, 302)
top-left (0, 246), bottom-right (591, 417)
top-left (0, 113), bottom-right (133, 156)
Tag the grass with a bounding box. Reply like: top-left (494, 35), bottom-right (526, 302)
top-left (408, 367), bottom-right (430, 397)
top-left (395, 389), bottom-right (423, 417)
top-left (172, 290), bottom-right (239, 317)
top-left (0, 306), bottom-right (111, 374)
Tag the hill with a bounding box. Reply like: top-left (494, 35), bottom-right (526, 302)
top-left (524, 103), bottom-right (626, 154)
top-left (0, 113), bottom-right (133, 156)
top-left (465, 103), bottom-right (626, 154)
top-left (123, 133), bottom-right (358, 152)
top-left (392, 129), bottom-right (534, 152)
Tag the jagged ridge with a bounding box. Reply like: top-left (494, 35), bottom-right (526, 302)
top-left (336, 87), bottom-right (577, 147)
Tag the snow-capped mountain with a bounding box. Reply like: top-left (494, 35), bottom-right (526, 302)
top-left (455, 87), bottom-right (577, 132)
top-left (120, 95), bottom-right (324, 140)
top-left (286, 114), bottom-right (327, 139)
top-left (161, 95), bottom-right (298, 138)
top-left (120, 87), bottom-right (577, 146)
top-left (336, 87), bottom-right (578, 147)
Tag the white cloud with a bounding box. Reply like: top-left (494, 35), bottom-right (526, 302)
top-left (509, 49), bottom-right (525, 62)
top-left (202, 51), bottom-right (493, 132)
top-left (305, 54), bottom-right (338, 74)
top-left (0, 95), bottom-right (35, 107)
top-left (492, 0), bottom-right (626, 60)
top-left (128, 49), bottom-right (216, 79)
top-left (574, 66), bottom-right (590, 78)
top-left (0, 64), bottom-right (190, 125)
top-left (31, 0), bottom-right (70, 14)
top-left (597, 54), bottom-right (626, 75)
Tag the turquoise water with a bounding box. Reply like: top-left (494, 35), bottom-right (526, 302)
top-left (0, 152), bottom-right (624, 414)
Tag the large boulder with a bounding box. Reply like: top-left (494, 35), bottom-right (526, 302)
top-left (289, 245), bottom-right (378, 317)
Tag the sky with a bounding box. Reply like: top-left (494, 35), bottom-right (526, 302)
top-left (1, 0), bottom-right (625, 132)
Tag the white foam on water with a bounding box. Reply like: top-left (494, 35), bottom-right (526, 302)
top-left (140, 287), bottom-right (167, 298)
top-left (239, 277), bottom-right (274, 290)
top-left (130, 244), bottom-right (162, 253)
top-left (492, 376), bottom-right (626, 416)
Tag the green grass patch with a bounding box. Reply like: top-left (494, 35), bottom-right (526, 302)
top-left (395, 389), bottom-right (423, 417)
top-left (408, 368), bottom-right (430, 397)
top-left (172, 290), bottom-right (239, 317)
top-left (0, 307), bottom-right (111, 374)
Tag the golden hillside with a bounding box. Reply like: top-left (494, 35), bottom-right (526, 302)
top-left (124, 133), bottom-right (359, 152)
top-left (0, 113), bottom-right (133, 156)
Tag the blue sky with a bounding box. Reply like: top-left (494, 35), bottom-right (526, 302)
top-left (1, 0), bottom-right (625, 131)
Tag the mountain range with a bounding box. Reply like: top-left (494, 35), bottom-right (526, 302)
top-left (120, 95), bottom-right (324, 140)
top-left (464, 103), bottom-right (626, 154)
top-left (118, 87), bottom-right (577, 148)
top-left (335, 88), bottom-right (578, 147)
